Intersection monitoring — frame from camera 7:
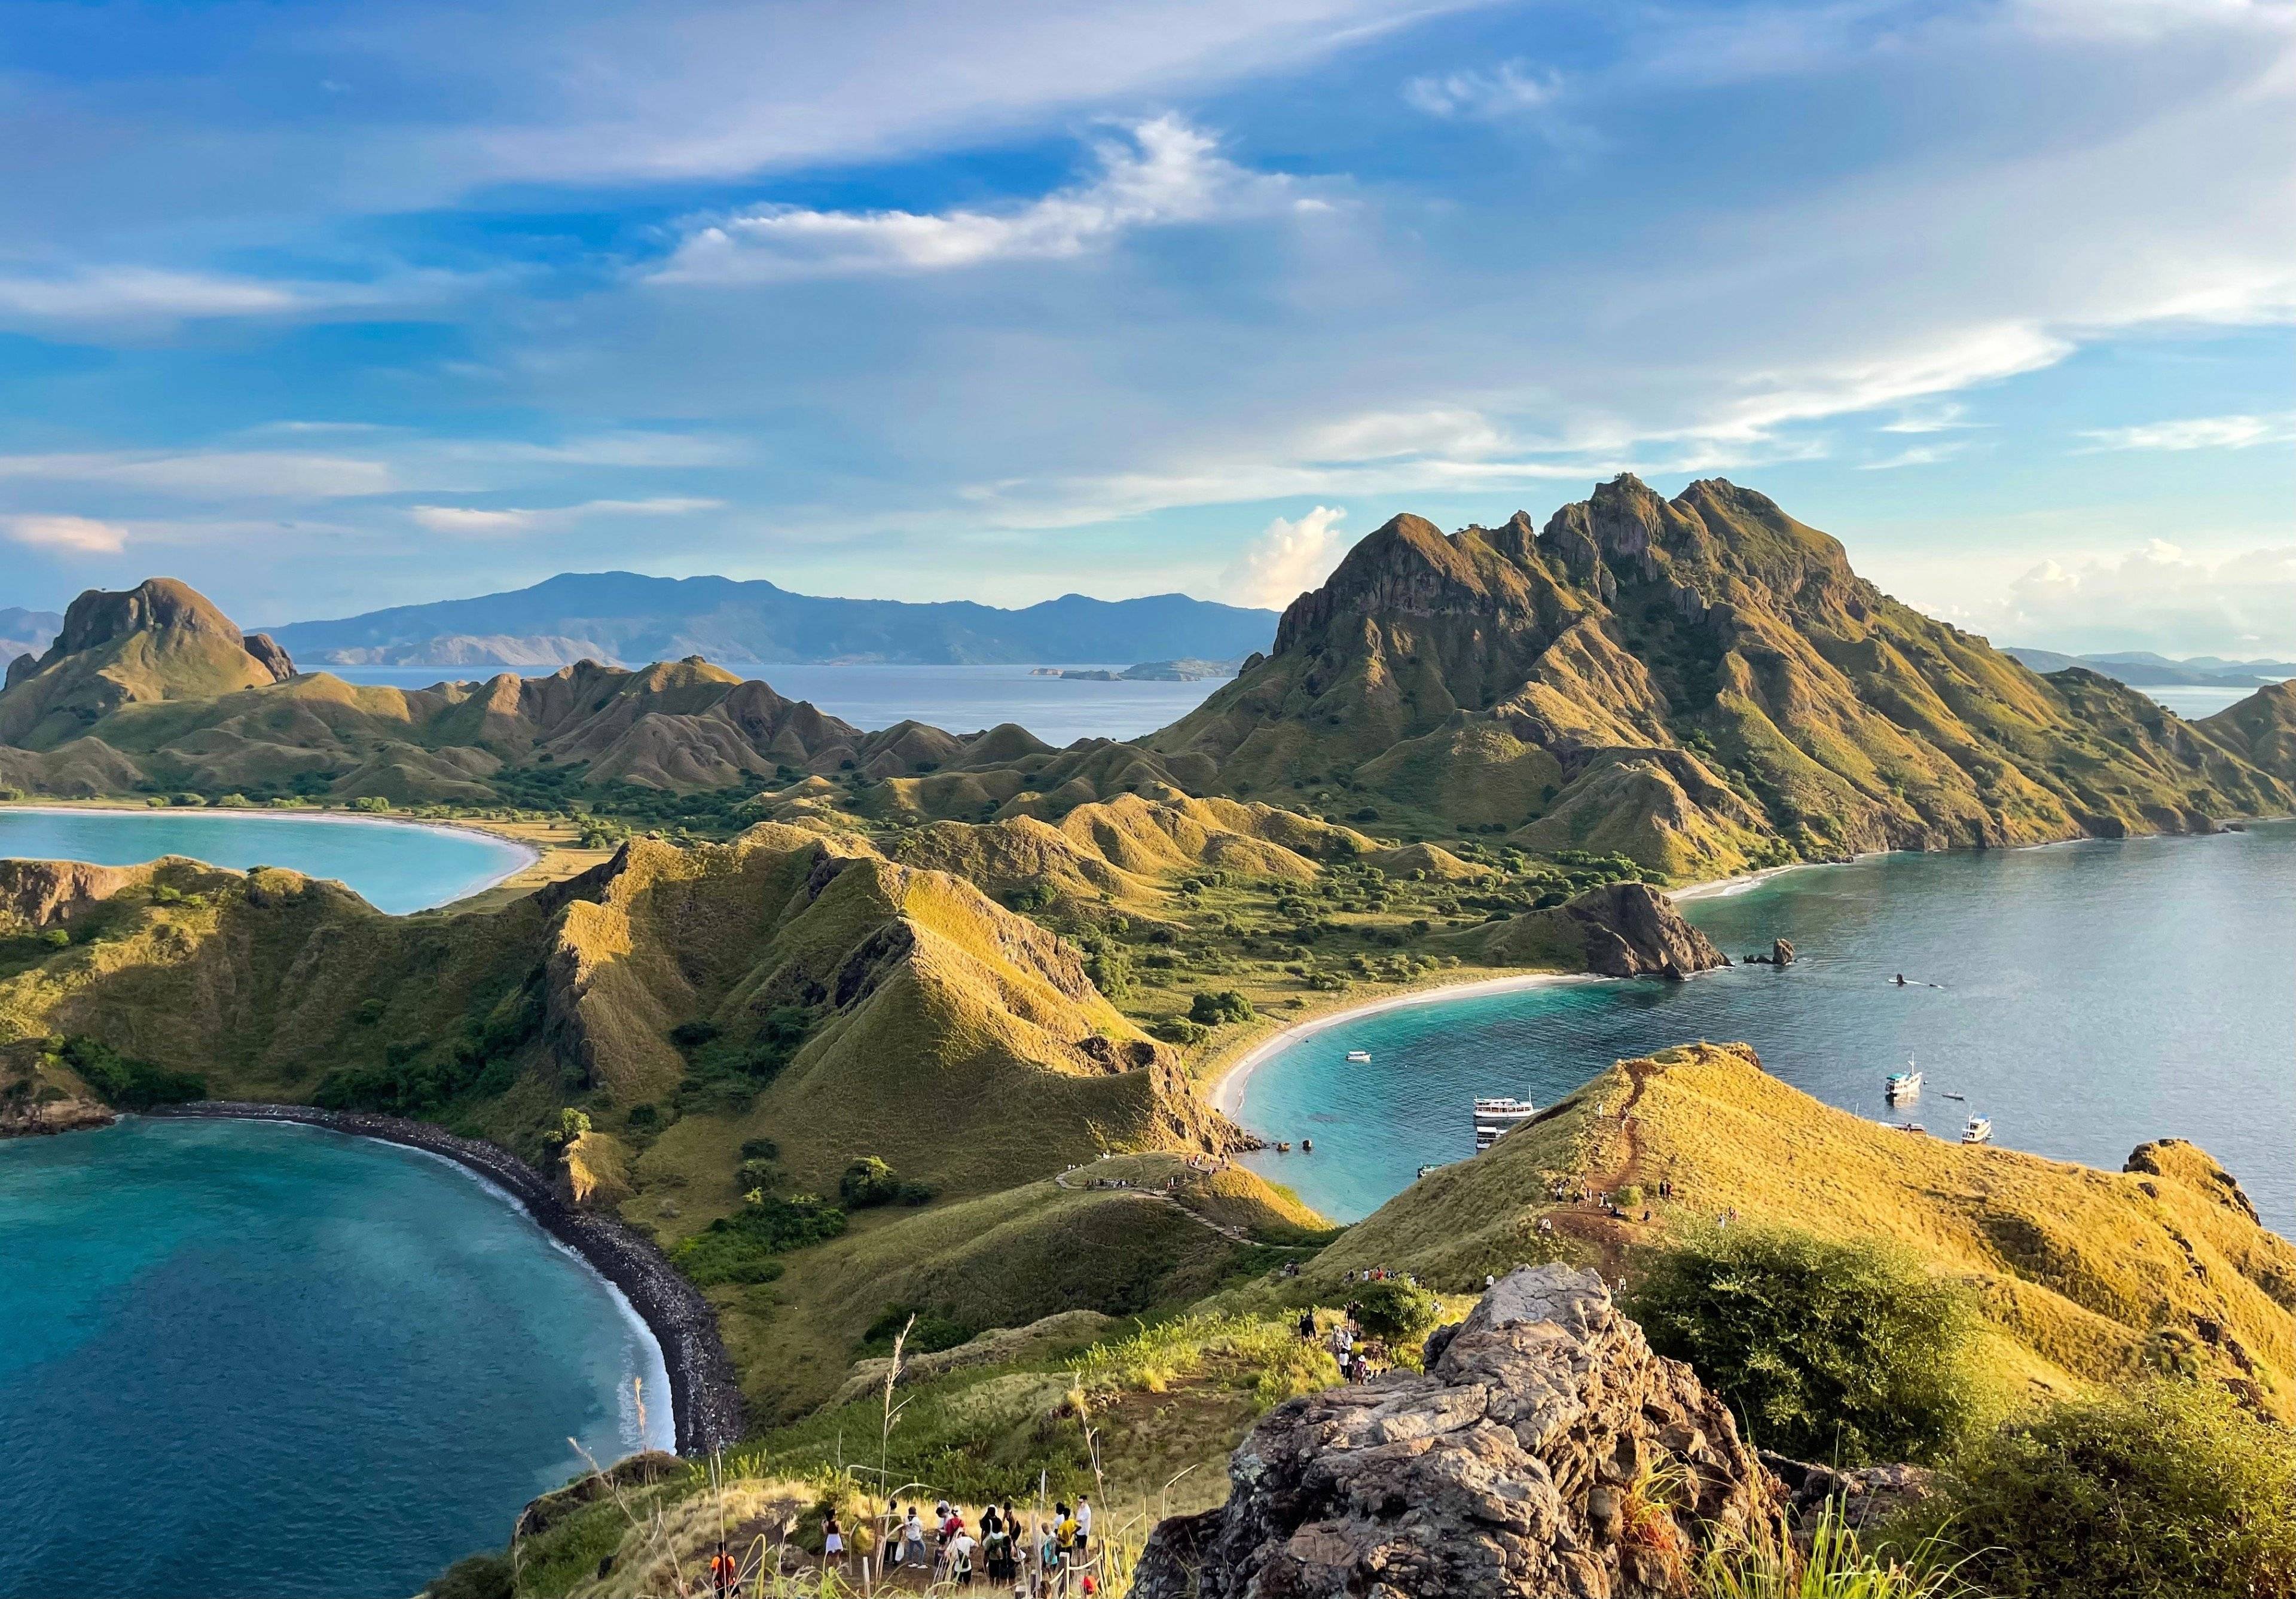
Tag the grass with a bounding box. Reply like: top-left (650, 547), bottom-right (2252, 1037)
top-left (1325, 1042), bottom-right (2296, 1424)
top-left (1696, 1497), bottom-right (1979, 1598)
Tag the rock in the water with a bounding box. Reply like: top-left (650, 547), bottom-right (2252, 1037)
top-left (1771, 937), bottom-right (1795, 967)
top-left (1131, 1264), bottom-right (1785, 1599)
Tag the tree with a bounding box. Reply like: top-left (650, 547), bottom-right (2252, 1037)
top-left (1189, 989), bottom-right (1254, 1026)
top-left (1629, 1225), bottom-right (1981, 1463)
top-left (558, 1107), bottom-right (593, 1142)
top-left (1354, 1278), bottom-right (1442, 1344)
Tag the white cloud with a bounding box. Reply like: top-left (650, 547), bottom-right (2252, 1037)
top-left (1217, 506), bottom-right (1349, 608)
top-left (1858, 442), bottom-right (1968, 469)
top-left (1403, 60), bottom-right (1562, 118)
top-left (0, 451), bottom-right (394, 499)
top-left (654, 117), bottom-right (1320, 283)
top-left (0, 268), bottom-right (307, 322)
top-left (408, 496), bottom-right (725, 536)
top-left (4, 514), bottom-right (129, 554)
top-left (1923, 540), bottom-right (2296, 655)
top-left (2078, 411), bottom-right (2296, 451)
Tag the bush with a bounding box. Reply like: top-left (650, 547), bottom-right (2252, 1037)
top-left (1629, 1226), bottom-right (1981, 1463)
top-left (1910, 1380), bottom-right (2296, 1598)
top-left (1152, 1017), bottom-right (1207, 1045)
top-left (1189, 989), bottom-right (1254, 1026)
top-left (671, 1193), bottom-right (847, 1286)
top-left (861, 1304), bottom-right (975, 1357)
top-left (668, 1019), bottom-right (720, 1049)
top-left (428, 1551), bottom-right (515, 1599)
top-left (739, 1136), bottom-right (780, 1161)
top-left (348, 796), bottom-right (391, 813)
top-left (1353, 1278), bottom-right (1442, 1344)
top-left (52, 1036), bottom-right (207, 1109)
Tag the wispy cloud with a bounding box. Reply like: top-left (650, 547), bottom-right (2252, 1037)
top-left (1219, 506), bottom-right (1349, 609)
top-left (654, 117), bottom-right (1323, 283)
top-left (1403, 60), bottom-right (1563, 118)
top-left (3, 513), bottom-right (129, 554)
top-left (0, 451), bottom-right (394, 499)
top-left (1858, 441), bottom-right (1969, 469)
top-left (407, 497), bottom-right (724, 536)
top-left (2078, 411), bottom-right (2296, 452)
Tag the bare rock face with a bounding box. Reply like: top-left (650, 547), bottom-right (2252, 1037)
top-left (1565, 882), bottom-right (1727, 979)
top-left (242, 631), bottom-right (297, 682)
top-left (1132, 1265), bottom-right (1784, 1599)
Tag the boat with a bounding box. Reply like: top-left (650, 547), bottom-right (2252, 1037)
top-left (1345, 1050), bottom-right (1372, 1063)
top-left (1416, 1161), bottom-right (1458, 1179)
top-left (1892, 1121), bottom-right (1926, 1134)
top-left (1473, 1094), bottom-right (1538, 1152)
top-left (1961, 1115), bottom-right (1993, 1145)
top-left (1274, 1141), bottom-right (1292, 1153)
top-left (1885, 1065), bottom-right (1922, 1099)
top-left (1943, 1092), bottom-right (1966, 1101)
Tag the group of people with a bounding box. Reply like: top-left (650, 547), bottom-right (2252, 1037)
top-left (1296, 1306), bottom-right (1385, 1383)
top-left (813, 1494), bottom-right (1098, 1594)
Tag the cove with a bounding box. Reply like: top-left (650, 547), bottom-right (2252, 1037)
top-left (0, 808), bottom-right (533, 915)
top-left (1231, 822), bottom-right (2296, 1234)
top-left (0, 1117), bottom-right (672, 1599)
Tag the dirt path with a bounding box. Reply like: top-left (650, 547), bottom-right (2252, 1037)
top-left (1542, 1059), bottom-right (1661, 1279)
top-left (1053, 1164), bottom-right (1262, 1246)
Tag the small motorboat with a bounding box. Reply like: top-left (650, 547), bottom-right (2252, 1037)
top-left (1961, 1115), bottom-right (1993, 1145)
top-left (1275, 1141), bottom-right (1293, 1153)
top-left (1885, 1065), bottom-right (1922, 1100)
top-left (1300, 1137), bottom-right (1314, 1152)
top-left (1891, 1121), bottom-right (1926, 1134)
top-left (1943, 1092), bottom-right (1966, 1101)
top-left (1345, 1050), bottom-right (1372, 1063)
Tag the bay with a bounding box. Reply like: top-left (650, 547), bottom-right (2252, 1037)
top-left (1232, 823), bottom-right (2296, 1233)
top-left (318, 662), bottom-right (1226, 744)
top-left (0, 809), bottom-right (532, 915)
top-left (0, 1118), bottom-right (670, 1599)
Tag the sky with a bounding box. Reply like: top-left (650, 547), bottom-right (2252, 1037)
top-left (0, 0), bottom-right (2290, 656)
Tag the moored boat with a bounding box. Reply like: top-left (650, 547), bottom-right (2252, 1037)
top-left (1885, 1064), bottom-right (1922, 1099)
top-left (1473, 1094), bottom-right (1537, 1152)
top-left (1345, 1050), bottom-right (1372, 1063)
top-left (1961, 1115), bottom-right (1993, 1145)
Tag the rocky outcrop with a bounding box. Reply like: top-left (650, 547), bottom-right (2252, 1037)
top-left (1759, 1452), bottom-right (1934, 1538)
top-left (0, 856), bottom-right (155, 931)
top-left (241, 631), bottom-right (296, 681)
top-left (1566, 882), bottom-right (1727, 979)
top-left (1132, 1265), bottom-right (1784, 1599)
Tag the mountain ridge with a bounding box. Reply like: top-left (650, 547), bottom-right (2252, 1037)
top-left (261, 571), bottom-right (1277, 668)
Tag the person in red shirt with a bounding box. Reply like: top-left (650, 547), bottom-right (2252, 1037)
top-left (709, 1540), bottom-right (737, 1597)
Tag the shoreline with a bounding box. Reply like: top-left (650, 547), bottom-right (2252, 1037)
top-left (1206, 970), bottom-right (1607, 1124)
top-left (0, 802), bottom-right (543, 910)
top-left (145, 1101), bottom-right (744, 1456)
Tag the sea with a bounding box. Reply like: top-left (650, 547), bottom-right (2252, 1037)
top-left (1231, 821), bottom-right (2296, 1233)
top-left (319, 661), bottom-right (1226, 745)
top-left (0, 809), bottom-right (532, 916)
top-left (0, 1118), bottom-right (670, 1598)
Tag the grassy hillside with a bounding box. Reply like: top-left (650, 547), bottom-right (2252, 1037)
top-left (1322, 1042), bottom-right (2296, 1423)
top-left (1146, 478), bottom-right (2295, 876)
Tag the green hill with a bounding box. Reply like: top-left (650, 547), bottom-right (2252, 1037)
top-left (1146, 477), bottom-right (2294, 876)
top-left (1320, 1041), bottom-right (2296, 1424)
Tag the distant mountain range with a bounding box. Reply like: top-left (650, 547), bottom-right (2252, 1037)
top-left (255, 572), bottom-right (1277, 668)
top-left (2003, 647), bottom-right (2296, 688)
top-left (0, 608), bottom-right (63, 664)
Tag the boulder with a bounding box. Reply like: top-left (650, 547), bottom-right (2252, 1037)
top-left (1131, 1265), bottom-right (1785, 1599)
top-left (1567, 882), bottom-right (1729, 979)
top-left (1772, 938), bottom-right (1794, 967)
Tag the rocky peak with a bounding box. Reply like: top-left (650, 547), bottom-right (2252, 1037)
top-left (1270, 512), bottom-right (1539, 658)
top-left (35, 577), bottom-right (294, 683)
top-left (1131, 1264), bottom-right (1784, 1599)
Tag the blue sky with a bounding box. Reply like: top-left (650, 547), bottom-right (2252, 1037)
top-left (0, 0), bottom-right (2289, 655)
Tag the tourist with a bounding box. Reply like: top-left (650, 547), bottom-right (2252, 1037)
top-left (1296, 1307), bottom-right (1316, 1341)
top-left (1040, 1518), bottom-right (1068, 1598)
top-left (710, 1539), bottom-right (736, 1598)
top-left (1074, 1494), bottom-right (1092, 1561)
top-left (984, 1506), bottom-right (1015, 1584)
top-left (822, 1510), bottom-right (845, 1574)
top-left (949, 1525), bottom-right (979, 1588)
top-left (903, 1503), bottom-right (927, 1569)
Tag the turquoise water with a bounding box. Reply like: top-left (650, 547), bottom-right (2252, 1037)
top-left (1234, 823), bottom-right (2296, 1233)
top-left (0, 809), bottom-right (531, 915)
top-left (0, 1118), bottom-right (671, 1599)
top-left (323, 662), bottom-right (1224, 743)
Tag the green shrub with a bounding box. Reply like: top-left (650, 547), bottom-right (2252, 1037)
top-left (1152, 1017), bottom-right (1207, 1045)
top-left (860, 1304), bottom-right (974, 1357)
top-left (739, 1136), bottom-right (779, 1161)
top-left (1910, 1380), bottom-right (2296, 1598)
top-left (669, 1019), bottom-right (720, 1049)
top-left (1629, 1225), bottom-right (1981, 1463)
top-left (427, 1551), bottom-right (514, 1599)
top-left (839, 1156), bottom-right (936, 1207)
top-left (349, 795), bottom-right (391, 813)
top-left (1189, 989), bottom-right (1254, 1026)
top-left (1352, 1277), bottom-right (1442, 1344)
top-left (53, 1036), bottom-right (207, 1109)
top-left (671, 1193), bottom-right (847, 1286)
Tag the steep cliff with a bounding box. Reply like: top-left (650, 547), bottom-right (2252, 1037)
top-left (1149, 478), bottom-right (2294, 877)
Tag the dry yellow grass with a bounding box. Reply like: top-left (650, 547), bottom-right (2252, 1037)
top-left (1324, 1042), bottom-right (2296, 1420)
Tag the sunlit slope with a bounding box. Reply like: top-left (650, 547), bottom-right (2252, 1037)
top-left (1324, 1042), bottom-right (2296, 1421)
top-left (1147, 478), bottom-right (2294, 876)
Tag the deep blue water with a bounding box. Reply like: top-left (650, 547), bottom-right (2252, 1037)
top-left (321, 662), bottom-right (1225, 744)
top-left (0, 809), bottom-right (531, 915)
top-left (0, 1118), bottom-right (671, 1599)
top-left (1234, 823), bottom-right (2296, 1233)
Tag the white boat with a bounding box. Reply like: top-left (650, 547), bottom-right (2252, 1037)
top-left (1885, 1065), bottom-right (1922, 1099)
top-left (1961, 1115), bottom-right (1993, 1145)
top-left (1345, 1050), bottom-right (1372, 1063)
top-left (1473, 1094), bottom-right (1537, 1152)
